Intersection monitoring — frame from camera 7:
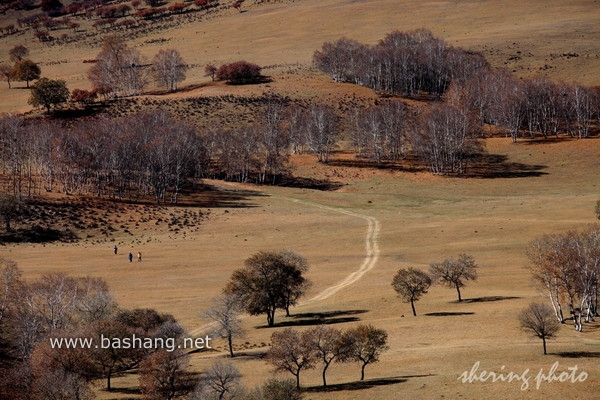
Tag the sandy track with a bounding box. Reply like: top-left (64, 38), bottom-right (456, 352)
top-left (282, 197), bottom-right (381, 306)
top-left (189, 194), bottom-right (380, 336)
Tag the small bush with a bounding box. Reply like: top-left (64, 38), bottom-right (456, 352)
top-left (216, 60), bottom-right (262, 84)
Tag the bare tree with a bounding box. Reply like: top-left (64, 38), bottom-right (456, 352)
top-left (0, 259), bottom-right (23, 328)
top-left (391, 267), bottom-right (432, 316)
top-left (88, 36), bottom-right (146, 97)
top-left (0, 64), bottom-right (13, 88)
top-left (151, 48), bottom-right (187, 92)
top-left (519, 302), bottom-right (561, 355)
top-left (429, 254), bottom-right (478, 302)
top-left (412, 103), bottom-right (483, 175)
top-left (194, 361), bottom-right (242, 400)
top-left (338, 324), bottom-right (388, 381)
top-left (304, 325), bottom-right (342, 387)
top-left (204, 294), bottom-right (244, 357)
top-left (527, 227), bottom-right (600, 331)
top-left (9, 45), bottom-right (29, 62)
top-left (266, 328), bottom-right (315, 389)
top-left (304, 103), bottom-right (337, 163)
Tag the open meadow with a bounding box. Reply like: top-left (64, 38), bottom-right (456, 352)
top-left (1, 0), bottom-right (600, 399)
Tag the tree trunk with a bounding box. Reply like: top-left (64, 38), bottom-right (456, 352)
top-left (542, 337), bottom-right (547, 355)
top-left (295, 372), bottom-right (300, 389)
top-left (455, 283), bottom-right (462, 302)
top-left (106, 371), bottom-right (112, 391)
top-left (360, 362), bottom-right (367, 381)
top-left (410, 299), bottom-right (417, 316)
top-left (322, 362), bottom-right (330, 387)
top-left (228, 334), bottom-right (234, 357)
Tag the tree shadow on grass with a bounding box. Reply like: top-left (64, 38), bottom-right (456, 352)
top-left (182, 182), bottom-right (267, 208)
top-left (0, 225), bottom-right (78, 244)
top-left (467, 154), bottom-right (547, 178)
top-left (275, 176), bottom-right (345, 191)
top-left (555, 351), bottom-right (600, 358)
top-left (460, 296), bottom-right (521, 303)
top-left (425, 312), bottom-right (475, 316)
top-left (256, 310), bottom-right (369, 329)
top-left (303, 375), bottom-right (433, 393)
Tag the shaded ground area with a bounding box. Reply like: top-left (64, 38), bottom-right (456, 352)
top-left (303, 375), bottom-right (432, 392)
top-left (1, 183), bottom-right (263, 244)
top-left (256, 310), bottom-right (369, 329)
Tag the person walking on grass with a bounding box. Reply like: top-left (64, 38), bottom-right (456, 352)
top-left (114, 245), bottom-right (118, 255)
top-left (128, 253), bottom-right (133, 263)
top-left (137, 252), bottom-right (142, 262)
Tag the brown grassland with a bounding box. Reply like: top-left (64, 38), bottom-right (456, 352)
top-left (2, 0), bottom-right (600, 399)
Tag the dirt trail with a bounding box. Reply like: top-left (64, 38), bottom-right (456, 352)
top-left (282, 197), bottom-right (381, 306)
top-left (189, 194), bottom-right (380, 337)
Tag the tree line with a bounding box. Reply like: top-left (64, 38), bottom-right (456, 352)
top-left (315, 29), bottom-right (600, 143)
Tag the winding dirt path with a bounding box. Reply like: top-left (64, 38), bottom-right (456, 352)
top-left (281, 197), bottom-right (381, 306)
top-left (189, 195), bottom-right (380, 336)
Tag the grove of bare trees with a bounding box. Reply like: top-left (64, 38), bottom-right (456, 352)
top-left (316, 29), bottom-right (600, 146)
top-left (527, 226), bottom-right (600, 332)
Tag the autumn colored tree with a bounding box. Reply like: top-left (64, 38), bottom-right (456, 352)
top-left (28, 77), bottom-right (69, 114)
top-left (338, 324), bottom-right (388, 381)
top-left (151, 48), bottom-right (187, 92)
top-left (266, 328), bottom-right (315, 389)
top-left (391, 267), bottom-right (432, 316)
top-left (429, 254), bottom-right (478, 302)
top-left (12, 59), bottom-right (40, 88)
top-left (70, 88), bottom-right (97, 107)
top-left (216, 60), bottom-right (262, 84)
top-left (519, 302), bottom-right (560, 355)
top-left (139, 348), bottom-right (192, 400)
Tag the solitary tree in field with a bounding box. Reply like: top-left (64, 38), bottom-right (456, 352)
top-left (12, 59), bottom-right (40, 88)
top-left (9, 45), bottom-right (29, 62)
top-left (28, 78), bottom-right (69, 114)
top-left (216, 60), bottom-right (262, 84)
top-left (338, 324), bottom-right (388, 381)
top-left (204, 64), bottom-right (217, 81)
top-left (391, 267), bottom-right (432, 316)
top-left (151, 48), bottom-right (187, 92)
top-left (519, 302), bottom-right (560, 355)
top-left (224, 250), bottom-right (310, 326)
top-left (429, 254), bottom-right (478, 302)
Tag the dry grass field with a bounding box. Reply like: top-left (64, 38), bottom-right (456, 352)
top-left (2, 0), bottom-right (600, 399)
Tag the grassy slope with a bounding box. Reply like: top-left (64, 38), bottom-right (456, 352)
top-left (2, 1), bottom-right (600, 399)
